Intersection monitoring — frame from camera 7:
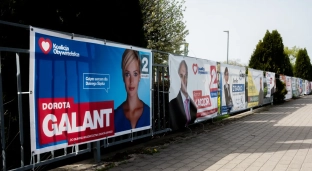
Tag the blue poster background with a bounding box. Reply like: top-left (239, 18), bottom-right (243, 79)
top-left (34, 33), bottom-right (151, 134)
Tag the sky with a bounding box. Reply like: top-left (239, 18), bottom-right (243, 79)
top-left (183, 0), bottom-right (312, 66)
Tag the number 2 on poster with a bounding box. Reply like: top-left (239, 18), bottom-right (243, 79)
top-left (141, 56), bottom-right (149, 73)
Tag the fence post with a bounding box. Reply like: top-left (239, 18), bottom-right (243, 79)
top-left (0, 51), bottom-right (6, 171)
top-left (93, 141), bottom-right (101, 163)
top-left (156, 66), bottom-right (160, 130)
top-left (151, 52), bottom-right (156, 132)
top-left (161, 66), bottom-right (166, 129)
top-left (16, 53), bottom-right (24, 168)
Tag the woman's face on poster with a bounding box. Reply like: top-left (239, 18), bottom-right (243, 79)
top-left (124, 58), bottom-right (140, 97)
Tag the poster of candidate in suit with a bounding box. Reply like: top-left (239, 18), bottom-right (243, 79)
top-left (169, 55), bottom-right (218, 130)
top-left (220, 64), bottom-right (246, 114)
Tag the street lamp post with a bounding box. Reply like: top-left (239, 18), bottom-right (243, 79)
top-left (183, 42), bottom-right (189, 56)
top-left (181, 39), bottom-right (189, 56)
top-left (224, 31), bottom-right (229, 64)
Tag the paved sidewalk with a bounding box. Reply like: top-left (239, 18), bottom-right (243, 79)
top-left (108, 96), bottom-right (312, 171)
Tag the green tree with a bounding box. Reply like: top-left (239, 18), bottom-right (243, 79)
top-left (1, 0), bottom-right (147, 168)
top-left (221, 59), bottom-right (246, 67)
top-left (284, 46), bottom-right (300, 65)
top-left (282, 53), bottom-right (293, 76)
top-left (139, 0), bottom-right (189, 63)
top-left (294, 48), bottom-right (312, 80)
top-left (248, 30), bottom-right (293, 76)
top-left (273, 78), bottom-right (287, 104)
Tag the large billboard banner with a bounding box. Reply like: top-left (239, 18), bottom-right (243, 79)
top-left (29, 27), bottom-right (151, 154)
top-left (265, 72), bottom-right (276, 98)
top-left (305, 80), bottom-right (310, 95)
top-left (280, 75), bottom-right (292, 100)
top-left (299, 78), bottom-right (304, 96)
top-left (169, 55), bottom-right (218, 130)
top-left (292, 77), bottom-right (299, 97)
top-left (247, 68), bottom-right (263, 108)
top-left (220, 64), bottom-right (246, 114)
top-left (262, 71), bottom-right (275, 104)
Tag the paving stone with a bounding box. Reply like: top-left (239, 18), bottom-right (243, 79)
top-left (54, 96), bottom-right (312, 171)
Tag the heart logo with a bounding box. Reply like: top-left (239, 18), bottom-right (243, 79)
top-left (38, 37), bottom-right (52, 54)
top-left (192, 63), bottom-right (198, 75)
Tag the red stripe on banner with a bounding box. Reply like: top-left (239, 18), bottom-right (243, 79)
top-left (38, 98), bottom-right (115, 146)
top-left (193, 90), bottom-right (212, 109)
top-left (196, 108), bottom-right (218, 117)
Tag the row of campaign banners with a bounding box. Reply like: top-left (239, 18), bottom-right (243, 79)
top-left (29, 27), bottom-right (312, 155)
top-left (168, 55), bottom-right (312, 131)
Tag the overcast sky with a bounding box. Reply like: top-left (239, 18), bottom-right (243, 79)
top-left (183, 0), bottom-right (312, 66)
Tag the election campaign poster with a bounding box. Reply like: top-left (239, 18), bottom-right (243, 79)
top-left (220, 64), bottom-right (246, 115)
top-left (302, 79), bottom-right (305, 95)
top-left (29, 27), bottom-right (152, 154)
top-left (299, 78), bottom-right (304, 96)
top-left (280, 75), bottom-right (292, 100)
top-left (265, 72), bottom-right (276, 98)
top-left (262, 71), bottom-right (275, 104)
top-left (292, 77), bottom-right (299, 98)
top-left (247, 68), bottom-right (263, 108)
top-left (169, 55), bottom-right (218, 130)
top-left (305, 80), bottom-right (310, 95)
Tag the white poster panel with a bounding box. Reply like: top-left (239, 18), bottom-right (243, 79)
top-left (305, 80), bottom-right (310, 95)
top-left (299, 79), bottom-right (304, 96)
top-left (220, 64), bottom-right (246, 115)
top-left (247, 68), bottom-right (263, 108)
top-left (169, 55), bottom-right (218, 130)
top-left (285, 76), bottom-right (293, 99)
top-left (280, 75), bottom-right (292, 100)
top-left (292, 77), bottom-right (299, 97)
top-left (265, 72), bottom-right (276, 98)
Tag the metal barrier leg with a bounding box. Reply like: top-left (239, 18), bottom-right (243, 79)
top-left (185, 126), bottom-right (192, 134)
top-left (0, 52), bottom-right (6, 171)
top-left (93, 141), bottom-right (101, 163)
top-left (37, 154), bottom-right (40, 163)
top-left (16, 53), bottom-right (25, 168)
top-left (51, 151), bottom-right (54, 159)
top-left (30, 152), bottom-right (35, 171)
top-left (198, 122), bottom-right (205, 131)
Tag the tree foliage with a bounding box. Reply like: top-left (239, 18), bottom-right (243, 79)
top-left (221, 59), bottom-right (246, 67)
top-left (273, 78), bottom-right (287, 104)
top-left (139, 0), bottom-right (189, 63)
top-left (284, 46), bottom-right (300, 65)
top-left (294, 48), bottom-right (312, 80)
top-left (1, 0), bottom-right (146, 48)
top-left (248, 30), bottom-right (293, 76)
top-left (0, 0), bottom-right (147, 168)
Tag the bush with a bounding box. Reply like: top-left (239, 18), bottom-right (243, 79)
top-left (273, 78), bottom-right (287, 104)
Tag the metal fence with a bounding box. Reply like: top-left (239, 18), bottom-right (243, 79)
top-left (0, 20), bottom-right (279, 171)
top-left (0, 20), bottom-right (172, 171)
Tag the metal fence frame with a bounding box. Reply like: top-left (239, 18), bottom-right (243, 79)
top-left (0, 21), bottom-right (172, 171)
top-left (0, 20), bottom-right (291, 171)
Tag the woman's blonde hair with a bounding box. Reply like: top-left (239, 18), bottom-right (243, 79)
top-left (121, 49), bottom-right (141, 77)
